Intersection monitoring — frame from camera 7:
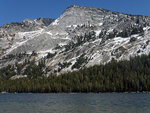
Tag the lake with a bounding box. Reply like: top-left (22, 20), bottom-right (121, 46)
top-left (0, 93), bottom-right (150, 113)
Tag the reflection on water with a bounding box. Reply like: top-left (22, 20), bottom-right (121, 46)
top-left (0, 93), bottom-right (150, 113)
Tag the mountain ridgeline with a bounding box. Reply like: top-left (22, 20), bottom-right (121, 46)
top-left (0, 5), bottom-right (150, 92)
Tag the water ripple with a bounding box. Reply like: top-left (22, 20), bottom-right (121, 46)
top-left (0, 93), bottom-right (150, 113)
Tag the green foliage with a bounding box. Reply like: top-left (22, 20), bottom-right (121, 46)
top-left (117, 29), bottom-right (130, 37)
top-left (46, 52), bottom-right (56, 59)
top-left (72, 54), bottom-right (88, 69)
top-left (106, 30), bottom-right (118, 39)
top-left (1, 54), bottom-right (150, 93)
top-left (58, 62), bottom-right (72, 72)
top-left (1, 52), bottom-right (28, 60)
top-left (31, 51), bottom-right (37, 56)
top-left (23, 59), bottom-right (45, 78)
top-left (0, 65), bottom-right (16, 79)
top-left (99, 31), bottom-right (106, 38)
top-left (117, 26), bottom-right (144, 38)
top-left (130, 37), bottom-right (137, 43)
top-left (131, 27), bottom-right (144, 35)
top-left (64, 31), bottom-right (96, 51)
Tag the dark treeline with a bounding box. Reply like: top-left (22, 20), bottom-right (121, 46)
top-left (1, 54), bottom-right (150, 93)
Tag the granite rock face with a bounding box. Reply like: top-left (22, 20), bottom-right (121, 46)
top-left (0, 18), bottom-right (54, 55)
top-left (1, 5), bottom-right (150, 74)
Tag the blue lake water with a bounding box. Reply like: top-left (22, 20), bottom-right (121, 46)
top-left (0, 93), bottom-right (150, 113)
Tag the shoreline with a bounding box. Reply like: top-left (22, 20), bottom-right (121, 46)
top-left (1, 91), bottom-right (150, 94)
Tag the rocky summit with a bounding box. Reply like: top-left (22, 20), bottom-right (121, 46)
top-left (0, 5), bottom-right (150, 76)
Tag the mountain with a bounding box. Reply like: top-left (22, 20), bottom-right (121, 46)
top-left (0, 5), bottom-right (150, 77)
top-left (0, 18), bottom-right (54, 55)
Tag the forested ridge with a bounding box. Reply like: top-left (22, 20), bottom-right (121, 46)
top-left (1, 54), bottom-right (150, 93)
